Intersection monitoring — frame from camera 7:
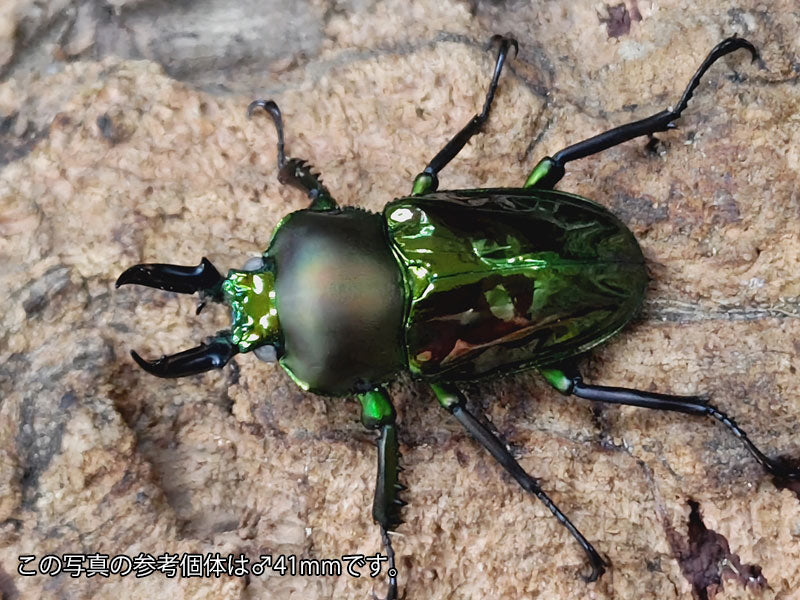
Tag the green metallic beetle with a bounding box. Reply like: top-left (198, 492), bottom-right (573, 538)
top-left (116, 36), bottom-right (799, 598)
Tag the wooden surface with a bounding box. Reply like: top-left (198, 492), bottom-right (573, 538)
top-left (1, 1), bottom-right (799, 598)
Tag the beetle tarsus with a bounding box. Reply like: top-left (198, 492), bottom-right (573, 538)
top-left (669, 37), bottom-right (757, 122)
top-left (487, 33), bottom-right (518, 58)
top-left (480, 35), bottom-right (517, 120)
top-left (582, 556), bottom-right (607, 583)
top-left (769, 456), bottom-right (800, 484)
top-left (705, 406), bottom-right (800, 481)
top-left (371, 526), bottom-right (399, 600)
top-left (248, 99), bottom-right (337, 210)
top-left (248, 99), bottom-right (286, 168)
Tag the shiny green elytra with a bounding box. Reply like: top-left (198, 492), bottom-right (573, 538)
top-left (222, 188), bottom-right (646, 396)
top-left (117, 36), bottom-right (799, 598)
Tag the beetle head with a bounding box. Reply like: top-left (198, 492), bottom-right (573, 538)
top-left (116, 256), bottom-right (282, 377)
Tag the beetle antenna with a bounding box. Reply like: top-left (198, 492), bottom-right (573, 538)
top-left (248, 99), bottom-right (287, 169)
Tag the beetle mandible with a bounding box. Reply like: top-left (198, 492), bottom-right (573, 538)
top-left (116, 35), bottom-right (799, 598)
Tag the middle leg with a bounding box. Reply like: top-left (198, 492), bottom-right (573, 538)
top-left (431, 381), bottom-right (607, 582)
top-left (411, 35), bottom-right (518, 196)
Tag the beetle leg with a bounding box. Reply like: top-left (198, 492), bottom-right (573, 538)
top-left (430, 382), bottom-right (608, 582)
top-left (539, 367), bottom-right (800, 485)
top-left (247, 99), bottom-right (337, 211)
top-left (411, 35), bottom-right (518, 195)
top-left (525, 37), bottom-right (759, 189)
top-left (358, 388), bottom-right (403, 600)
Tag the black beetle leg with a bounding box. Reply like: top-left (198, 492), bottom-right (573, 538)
top-left (430, 382), bottom-right (607, 582)
top-left (247, 100), bottom-right (337, 211)
top-left (539, 366), bottom-right (800, 486)
top-left (573, 375), bottom-right (799, 484)
top-left (525, 36), bottom-right (759, 189)
top-left (411, 35), bottom-right (518, 195)
top-left (358, 388), bottom-right (404, 600)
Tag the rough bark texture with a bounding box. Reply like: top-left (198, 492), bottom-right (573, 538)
top-left (1, 1), bottom-right (799, 599)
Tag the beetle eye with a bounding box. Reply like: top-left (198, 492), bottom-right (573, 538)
top-left (242, 256), bottom-right (265, 271)
top-left (253, 344), bottom-right (278, 363)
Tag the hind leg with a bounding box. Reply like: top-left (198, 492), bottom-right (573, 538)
top-left (525, 37), bottom-right (758, 189)
top-left (539, 365), bottom-right (800, 483)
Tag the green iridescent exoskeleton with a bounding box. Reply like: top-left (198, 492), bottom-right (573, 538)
top-left (220, 189), bottom-right (646, 392)
top-left (265, 207), bottom-right (406, 395)
top-left (222, 266), bottom-right (280, 353)
top-left (385, 189), bottom-right (647, 380)
top-left (116, 37), bottom-right (798, 599)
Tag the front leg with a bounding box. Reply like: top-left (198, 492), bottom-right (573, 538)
top-left (358, 388), bottom-right (405, 600)
top-left (248, 100), bottom-right (337, 211)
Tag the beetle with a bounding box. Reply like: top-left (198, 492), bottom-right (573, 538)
top-left (116, 35), bottom-right (799, 598)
